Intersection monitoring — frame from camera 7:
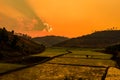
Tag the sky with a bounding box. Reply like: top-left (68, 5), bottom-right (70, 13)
top-left (0, 0), bottom-right (120, 38)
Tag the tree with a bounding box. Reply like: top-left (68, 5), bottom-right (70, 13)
top-left (11, 30), bottom-right (14, 34)
top-left (0, 27), bottom-right (8, 42)
top-left (11, 35), bottom-right (19, 48)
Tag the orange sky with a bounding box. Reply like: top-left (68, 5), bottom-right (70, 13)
top-left (0, 0), bottom-right (120, 38)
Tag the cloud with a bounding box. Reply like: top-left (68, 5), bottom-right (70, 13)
top-left (0, 0), bottom-right (46, 31)
top-left (44, 23), bottom-right (53, 32)
top-left (0, 13), bottom-right (17, 30)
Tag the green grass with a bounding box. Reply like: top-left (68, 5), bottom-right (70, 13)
top-left (0, 63), bottom-right (25, 73)
top-left (32, 47), bottom-right (106, 57)
top-left (48, 58), bottom-right (116, 67)
top-left (32, 47), bottom-right (115, 67)
top-left (70, 50), bottom-right (108, 55)
top-left (45, 48), bottom-right (115, 67)
top-left (32, 47), bottom-right (67, 57)
top-left (0, 64), bottom-right (106, 80)
top-left (62, 51), bottom-right (112, 59)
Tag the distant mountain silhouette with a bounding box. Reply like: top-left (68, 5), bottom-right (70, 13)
top-left (54, 30), bottom-right (120, 48)
top-left (0, 27), bottom-right (45, 59)
top-left (32, 36), bottom-right (69, 47)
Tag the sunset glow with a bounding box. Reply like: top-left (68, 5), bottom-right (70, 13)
top-left (0, 0), bottom-right (120, 38)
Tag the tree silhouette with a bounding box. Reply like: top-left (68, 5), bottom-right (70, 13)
top-left (0, 27), bottom-right (8, 42)
top-left (11, 35), bottom-right (19, 48)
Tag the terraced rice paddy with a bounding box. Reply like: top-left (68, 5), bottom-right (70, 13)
top-left (0, 48), bottom-right (119, 80)
top-left (0, 63), bottom-right (25, 74)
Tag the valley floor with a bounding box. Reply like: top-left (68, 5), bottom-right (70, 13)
top-left (0, 48), bottom-right (119, 80)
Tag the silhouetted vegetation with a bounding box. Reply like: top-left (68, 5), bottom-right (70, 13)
top-left (0, 27), bottom-right (8, 42)
top-left (11, 35), bottom-right (19, 48)
top-left (105, 44), bottom-right (120, 54)
top-left (105, 44), bottom-right (120, 67)
top-left (0, 27), bottom-right (45, 59)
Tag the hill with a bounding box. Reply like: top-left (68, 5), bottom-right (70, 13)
top-left (0, 27), bottom-right (45, 59)
top-left (54, 30), bottom-right (120, 48)
top-left (32, 36), bottom-right (69, 47)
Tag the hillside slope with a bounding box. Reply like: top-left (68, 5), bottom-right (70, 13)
top-left (54, 30), bottom-right (120, 48)
top-left (32, 36), bottom-right (69, 47)
top-left (0, 28), bottom-right (45, 59)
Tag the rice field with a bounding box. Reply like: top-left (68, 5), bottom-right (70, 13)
top-left (0, 63), bottom-right (25, 74)
top-left (32, 47), bottom-right (67, 57)
top-left (105, 67), bottom-right (120, 79)
top-left (0, 47), bottom-right (119, 80)
top-left (48, 58), bottom-right (115, 67)
top-left (0, 63), bottom-right (106, 80)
